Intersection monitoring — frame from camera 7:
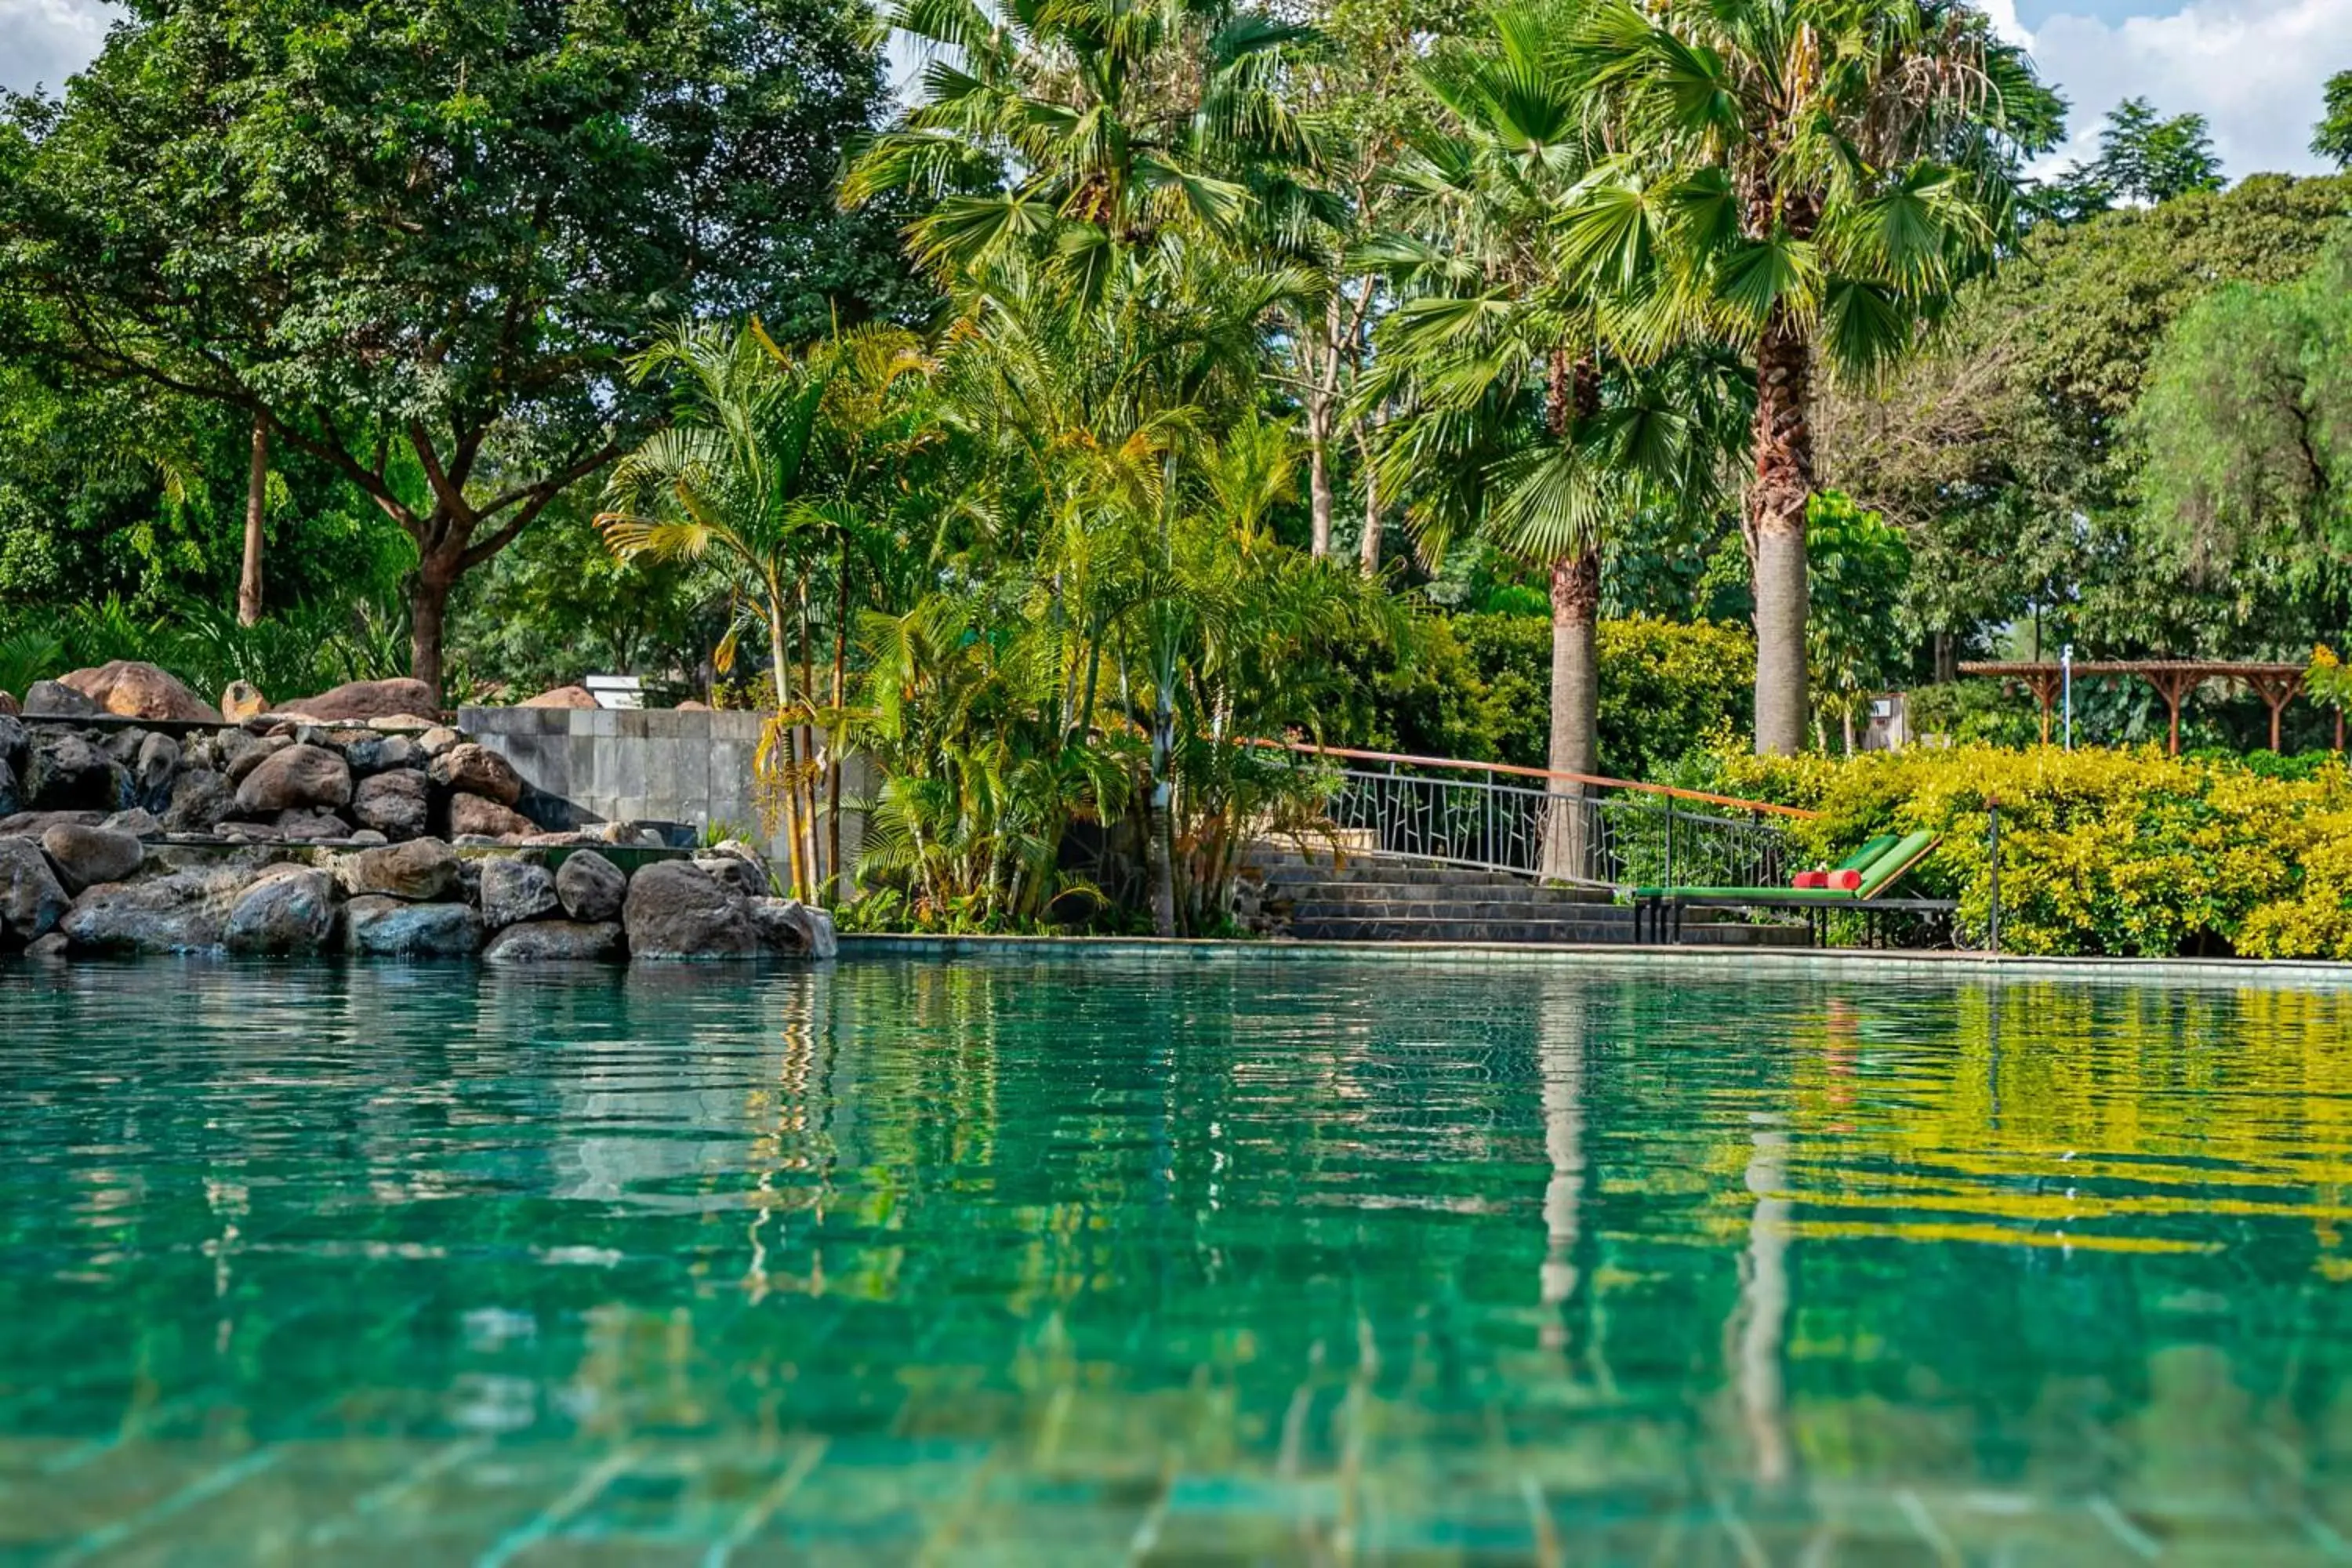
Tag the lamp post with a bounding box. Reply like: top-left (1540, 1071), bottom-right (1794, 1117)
top-left (2061, 644), bottom-right (2074, 751)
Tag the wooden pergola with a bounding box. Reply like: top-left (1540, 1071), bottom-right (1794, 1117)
top-left (1960, 660), bottom-right (2310, 754)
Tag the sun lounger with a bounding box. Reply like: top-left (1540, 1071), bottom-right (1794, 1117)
top-left (1632, 830), bottom-right (1948, 944)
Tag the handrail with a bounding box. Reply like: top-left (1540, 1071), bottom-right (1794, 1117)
top-left (1247, 738), bottom-right (1820, 820)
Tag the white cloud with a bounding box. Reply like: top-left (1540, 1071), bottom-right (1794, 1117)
top-left (2014, 0), bottom-right (2351, 178)
top-left (0, 0), bottom-right (118, 97)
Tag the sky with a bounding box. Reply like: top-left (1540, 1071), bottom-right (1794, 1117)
top-left (2, 0), bottom-right (2347, 179)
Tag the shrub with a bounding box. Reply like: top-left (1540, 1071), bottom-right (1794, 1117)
top-left (1707, 742), bottom-right (2352, 958)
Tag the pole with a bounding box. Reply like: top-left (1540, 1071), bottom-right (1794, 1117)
top-left (1987, 800), bottom-right (2002, 956)
top-left (2061, 644), bottom-right (2073, 751)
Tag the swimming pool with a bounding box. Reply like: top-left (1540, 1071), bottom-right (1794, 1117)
top-left (4, 955), bottom-right (2348, 1563)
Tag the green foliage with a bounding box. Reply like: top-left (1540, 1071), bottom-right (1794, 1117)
top-left (2047, 97), bottom-right (2227, 220)
top-left (1806, 492), bottom-right (1911, 749)
top-left (1710, 742), bottom-right (2352, 959)
top-left (1901, 681), bottom-right (2042, 748)
top-left (2315, 70), bottom-right (2352, 169)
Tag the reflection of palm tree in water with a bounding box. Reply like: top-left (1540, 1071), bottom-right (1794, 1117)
top-left (1537, 989), bottom-right (1588, 1357)
top-left (1734, 1119), bottom-right (1794, 1486)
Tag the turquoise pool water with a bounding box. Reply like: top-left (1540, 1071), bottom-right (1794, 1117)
top-left (3, 956), bottom-right (2351, 1565)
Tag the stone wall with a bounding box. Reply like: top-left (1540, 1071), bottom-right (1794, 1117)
top-left (458, 706), bottom-right (865, 870)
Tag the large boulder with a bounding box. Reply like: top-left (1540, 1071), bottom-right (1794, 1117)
top-left (223, 866), bottom-right (339, 955)
top-left (336, 837), bottom-right (459, 902)
top-left (351, 769), bottom-right (430, 839)
top-left (0, 838), bottom-right (68, 942)
top-left (556, 850), bottom-right (626, 922)
top-left (0, 758), bottom-right (17, 821)
top-left (280, 677), bottom-right (438, 724)
top-left (521, 684), bottom-right (598, 710)
top-left (234, 744), bottom-right (353, 814)
top-left (23, 680), bottom-right (99, 719)
top-left (479, 858), bottom-right (559, 929)
top-left (428, 743), bottom-right (523, 806)
top-left (162, 769), bottom-right (236, 835)
top-left (483, 919), bottom-right (622, 963)
top-left (750, 898), bottom-right (839, 960)
top-left (24, 732), bottom-right (129, 812)
top-left (39, 824), bottom-right (143, 893)
top-left (448, 793), bottom-right (533, 839)
top-left (343, 895), bottom-right (482, 958)
top-left (0, 713), bottom-right (24, 772)
top-left (622, 860), bottom-right (754, 960)
top-left (57, 868), bottom-right (244, 953)
top-left (337, 733), bottom-right (423, 777)
top-left (220, 681), bottom-right (269, 722)
top-left (60, 661), bottom-right (222, 724)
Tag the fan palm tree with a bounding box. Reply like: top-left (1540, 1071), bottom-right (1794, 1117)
top-left (1557, 0), bottom-right (2061, 753)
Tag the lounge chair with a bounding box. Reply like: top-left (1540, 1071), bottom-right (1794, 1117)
top-left (1632, 830), bottom-right (1948, 945)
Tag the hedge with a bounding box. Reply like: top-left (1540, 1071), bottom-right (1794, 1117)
top-left (1709, 744), bottom-right (2352, 960)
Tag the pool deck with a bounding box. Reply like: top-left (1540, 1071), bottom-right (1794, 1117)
top-left (838, 932), bottom-right (2352, 988)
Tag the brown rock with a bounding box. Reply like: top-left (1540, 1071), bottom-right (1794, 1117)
top-left (622, 860), bottom-right (754, 960)
top-left (162, 769), bottom-right (235, 833)
top-left (428, 744), bottom-right (523, 806)
top-left (366, 714), bottom-right (437, 735)
top-left (522, 684), bottom-right (599, 710)
top-left (42, 824), bottom-right (145, 891)
top-left (234, 744), bottom-right (354, 814)
top-left (280, 677), bottom-right (438, 724)
top-left (274, 809), bottom-right (352, 841)
top-left (220, 681), bottom-right (269, 722)
top-left (222, 732), bottom-right (289, 785)
top-left (0, 838), bottom-right (68, 941)
top-left (0, 690), bottom-right (16, 717)
top-left (336, 838), bottom-right (459, 902)
top-left (555, 850), bottom-right (626, 922)
top-left (675, 699), bottom-right (711, 711)
top-left (448, 792), bottom-right (533, 839)
top-left (60, 661), bottom-right (223, 724)
top-left (351, 769), bottom-right (429, 839)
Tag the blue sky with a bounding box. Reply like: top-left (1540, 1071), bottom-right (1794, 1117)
top-left (2, 0), bottom-right (2347, 178)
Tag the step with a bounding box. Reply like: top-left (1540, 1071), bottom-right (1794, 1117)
top-left (1283, 897), bottom-right (1631, 922)
top-left (1251, 863), bottom-right (1614, 898)
top-left (1265, 882), bottom-right (1613, 909)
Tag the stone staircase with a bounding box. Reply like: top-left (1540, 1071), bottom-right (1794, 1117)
top-left (1244, 849), bottom-right (1808, 947)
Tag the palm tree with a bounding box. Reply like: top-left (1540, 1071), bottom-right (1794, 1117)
top-left (597, 320), bottom-right (934, 901)
top-left (1559, 0), bottom-right (2060, 753)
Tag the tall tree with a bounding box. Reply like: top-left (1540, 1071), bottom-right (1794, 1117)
top-left (2052, 96), bottom-right (2227, 217)
top-left (2317, 70), bottom-right (2352, 170)
top-left (1, 0), bottom-right (909, 699)
top-left (1562, 0), bottom-right (2060, 753)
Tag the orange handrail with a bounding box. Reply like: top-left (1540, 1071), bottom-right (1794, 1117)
top-left (1246, 738), bottom-right (1820, 820)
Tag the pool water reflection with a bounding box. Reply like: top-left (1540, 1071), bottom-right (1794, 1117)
top-left (3, 956), bottom-right (2350, 1564)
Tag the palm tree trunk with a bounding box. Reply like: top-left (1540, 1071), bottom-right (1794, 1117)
top-left (1356, 426), bottom-right (1381, 575)
top-left (828, 542), bottom-right (851, 906)
top-left (238, 415), bottom-right (268, 627)
top-left (1306, 401), bottom-right (1334, 558)
top-left (1542, 550), bottom-right (1600, 883)
top-left (769, 608), bottom-right (808, 902)
top-left (1751, 316), bottom-right (1814, 757)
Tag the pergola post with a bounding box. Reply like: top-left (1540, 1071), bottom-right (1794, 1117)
top-left (2141, 670), bottom-right (2201, 756)
top-left (2243, 671), bottom-right (2303, 753)
top-left (2020, 670), bottom-right (2062, 746)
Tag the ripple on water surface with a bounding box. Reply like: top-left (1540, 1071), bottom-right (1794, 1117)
top-left (4, 955), bottom-right (2352, 1563)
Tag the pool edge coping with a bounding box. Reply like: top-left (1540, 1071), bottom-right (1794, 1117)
top-left (835, 933), bottom-right (2352, 988)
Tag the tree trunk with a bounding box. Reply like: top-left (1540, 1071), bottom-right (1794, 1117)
top-left (1142, 769), bottom-right (1178, 937)
top-left (238, 416), bottom-right (268, 626)
top-left (1306, 401), bottom-right (1334, 559)
top-left (1356, 426), bottom-right (1381, 575)
top-left (409, 561), bottom-right (456, 708)
top-left (1751, 317), bottom-right (1815, 757)
top-left (1541, 550), bottom-right (1601, 882)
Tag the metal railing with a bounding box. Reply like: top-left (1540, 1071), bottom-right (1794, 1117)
top-left (1253, 742), bottom-right (1808, 892)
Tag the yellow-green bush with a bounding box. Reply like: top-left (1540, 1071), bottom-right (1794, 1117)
top-left (1709, 744), bottom-right (2352, 959)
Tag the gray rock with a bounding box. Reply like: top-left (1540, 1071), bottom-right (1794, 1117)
top-left (428, 743), bottom-right (524, 806)
top-left (0, 757), bottom-right (16, 820)
top-left (134, 731), bottom-right (180, 804)
top-left (58, 868), bottom-right (245, 953)
top-left (448, 792), bottom-right (533, 839)
top-left (39, 824), bottom-right (144, 892)
top-left (622, 860), bottom-right (754, 960)
top-left (695, 851), bottom-right (770, 902)
top-left (162, 769), bottom-right (236, 834)
top-left (419, 725), bottom-right (462, 757)
top-left (351, 768), bottom-right (430, 839)
top-left (274, 809), bottom-right (353, 842)
top-left (0, 838), bottom-right (68, 942)
top-left (223, 867), bottom-right (338, 954)
top-left (338, 732), bottom-right (423, 776)
top-left (337, 837), bottom-right (459, 902)
top-left (479, 858), bottom-right (560, 929)
top-left (223, 732), bottom-right (290, 786)
top-left (556, 850), bottom-right (627, 923)
top-left (0, 713), bottom-right (25, 773)
top-left (24, 931), bottom-right (67, 960)
top-left (2, 809), bottom-right (103, 837)
top-left (482, 919), bottom-right (623, 963)
top-left (348, 829), bottom-right (388, 846)
top-left (220, 821), bottom-right (289, 843)
top-left (25, 732), bottom-right (128, 811)
top-left (23, 680), bottom-right (98, 718)
top-left (343, 895), bottom-right (482, 957)
top-left (750, 898), bottom-right (839, 960)
top-left (234, 744), bottom-right (353, 814)
top-left (103, 808), bottom-right (165, 840)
